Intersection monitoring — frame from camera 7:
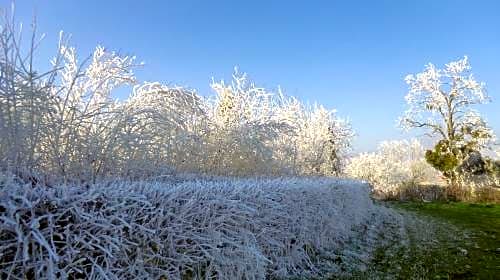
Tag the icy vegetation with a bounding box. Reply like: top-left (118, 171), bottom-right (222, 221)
top-left (0, 10), bottom-right (381, 280)
top-left (400, 56), bottom-right (495, 148)
top-left (0, 175), bottom-right (404, 279)
top-left (346, 139), bottom-right (440, 195)
top-left (2, 7), bottom-right (497, 280)
top-left (0, 17), bottom-right (353, 182)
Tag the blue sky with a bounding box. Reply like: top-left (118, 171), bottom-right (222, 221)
top-left (6, 0), bottom-right (500, 152)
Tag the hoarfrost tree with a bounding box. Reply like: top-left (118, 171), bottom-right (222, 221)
top-left (400, 56), bottom-right (495, 184)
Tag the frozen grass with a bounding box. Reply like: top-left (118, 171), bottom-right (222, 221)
top-left (6, 173), bottom-right (493, 280)
top-left (0, 175), bottom-right (404, 279)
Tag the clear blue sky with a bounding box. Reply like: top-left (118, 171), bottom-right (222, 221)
top-left (6, 0), bottom-right (500, 152)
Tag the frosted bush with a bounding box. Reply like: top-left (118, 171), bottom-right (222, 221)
top-left (0, 14), bottom-right (353, 181)
top-left (345, 139), bottom-right (439, 194)
top-left (115, 82), bottom-right (208, 176)
top-left (0, 176), bottom-right (399, 279)
top-left (277, 101), bottom-right (353, 176)
top-left (205, 71), bottom-right (353, 176)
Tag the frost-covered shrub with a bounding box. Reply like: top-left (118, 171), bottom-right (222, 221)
top-left (0, 176), bottom-right (397, 279)
top-left (0, 15), bottom-right (139, 181)
top-left (275, 100), bottom-right (353, 176)
top-left (453, 155), bottom-right (500, 201)
top-left (345, 139), bottom-right (439, 195)
top-left (204, 71), bottom-right (353, 176)
top-left (202, 70), bottom-right (290, 175)
top-left (115, 82), bottom-right (208, 176)
top-left (487, 147), bottom-right (500, 185)
top-left (0, 14), bottom-right (353, 181)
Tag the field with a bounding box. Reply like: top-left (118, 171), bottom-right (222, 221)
top-left (396, 202), bottom-right (499, 278)
top-left (356, 202), bottom-right (500, 279)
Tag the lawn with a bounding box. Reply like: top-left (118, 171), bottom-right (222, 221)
top-left (378, 201), bottom-right (500, 279)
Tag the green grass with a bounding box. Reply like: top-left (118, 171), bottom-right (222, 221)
top-left (299, 201), bottom-right (500, 279)
top-left (397, 202), bottom-right (500, 234)
top-left (389, 201), bottom-right (500, 279)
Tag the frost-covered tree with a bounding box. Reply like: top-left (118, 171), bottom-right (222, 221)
top-left (400, 56), bottom-right (495, 183)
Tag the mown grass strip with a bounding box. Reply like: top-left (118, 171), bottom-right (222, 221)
top-left (394, 202), bottom-right (500, 279)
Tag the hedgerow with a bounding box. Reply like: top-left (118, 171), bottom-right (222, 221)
top-left (0, 12), bottom-right (352, 182)
top-left (0, 176), bottom-right (400, 279)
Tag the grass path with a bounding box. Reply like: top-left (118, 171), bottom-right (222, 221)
top-left (289, 200), bottom-right (499, 279)
top-left (356, 202), bottom-right (500, 279)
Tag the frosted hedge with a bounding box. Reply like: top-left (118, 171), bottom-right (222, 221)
top-left (0, 13), bottom-right (353, 182)
top-left (0, 175), bottom-right (399, 279)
